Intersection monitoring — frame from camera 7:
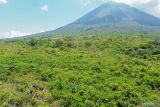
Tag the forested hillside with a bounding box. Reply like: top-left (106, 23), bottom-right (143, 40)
top-left (0, 34), bottom-right (160, 107)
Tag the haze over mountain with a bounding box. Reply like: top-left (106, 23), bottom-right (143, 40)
top-left (48, 2), bottom-right (160, 35)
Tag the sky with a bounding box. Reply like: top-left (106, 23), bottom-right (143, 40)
top-left (0, 0), bottom-right (160, 38)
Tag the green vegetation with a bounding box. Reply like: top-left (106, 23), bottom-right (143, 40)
top-left (0, 34), bottom-right (160, 107)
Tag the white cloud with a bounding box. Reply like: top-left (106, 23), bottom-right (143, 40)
top-left (0, 0), bottom-right (8, 4)
top-left (101, 0), bottom-right (156, 5)
top-left (81, 0), bottom-right (97, 7)
top-left (40, 5), bottom-right (48, 12)
top-left (0, 31), bottom-right (31, 39)
top-left (40, 30), bottom-right (45, 33)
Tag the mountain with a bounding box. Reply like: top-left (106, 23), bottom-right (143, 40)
top-left (31, 2), bottom-right (160, 37)
top-left (73, 2), bottom-right (160, 26)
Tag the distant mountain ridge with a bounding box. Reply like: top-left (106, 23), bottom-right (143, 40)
top-left (32, 2), bottom-right (160, 37)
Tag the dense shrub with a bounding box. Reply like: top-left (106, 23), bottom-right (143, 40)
top-left (0, 35), bottom-right (160, 106)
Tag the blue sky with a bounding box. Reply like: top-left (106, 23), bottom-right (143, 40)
top-left (0, 0), bottom-right (160, 38)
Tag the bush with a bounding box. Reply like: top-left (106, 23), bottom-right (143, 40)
top-left (28, 39), bottom-right (38, 46)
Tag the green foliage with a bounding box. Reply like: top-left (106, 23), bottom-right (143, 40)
top-left (0, 34), bottom-right (160, 107)
top-left (28, 39), bottom-right (38, 47)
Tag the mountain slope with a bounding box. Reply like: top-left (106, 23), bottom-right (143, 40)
top-left (73, 2), bottom-right (160, 26)
top-left (52, 2), bottom-right (160, 34)
top-left (27, 2), bottom-right (160, 38)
